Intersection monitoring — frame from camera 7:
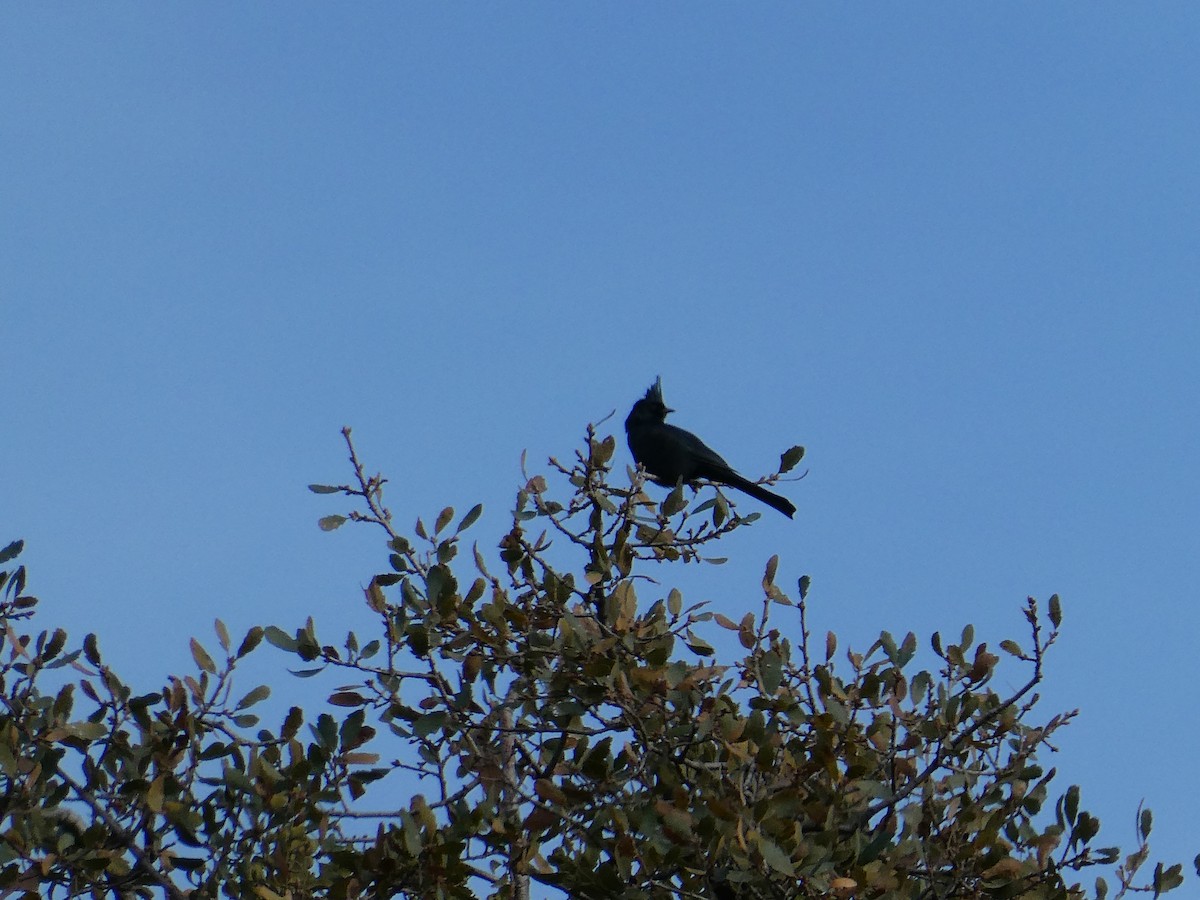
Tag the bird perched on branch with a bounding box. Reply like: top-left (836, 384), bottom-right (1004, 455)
top-left (624, 377), bottom-right (796, 518)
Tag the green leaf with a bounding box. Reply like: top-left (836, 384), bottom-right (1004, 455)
top-left (263, 626), bottom-right (297, 651)
top-left (755, 833), bottom-right (794, 876)
top-left (236, 685), bottom-right (271, 710)
top-left (1140, 807), bottom-right (1152, 841)
top-left (65, 721), bottom-right (108, 741)
top-left (281, 707), bottom-right (303, 740)
top-left (318, 514), bottom-right (347, 532)
top-left (0, 540), bottom-right (23, 565)
top-left (43, 628), bottom-right (67, 661)
top-left (898, 631), bottom-right (917, 666)
top-left (1049, 594), bottom-right (1063, 628)
top-left (668, 589), bottom-right (682, 615)
top-left (214, 619), bottom-right (230, 652)
top-left (456, 504), bottom-right (483, 533)
top-left (413, 711), bottom-right (448, 737)
top-left (237, 626), bottom-right (264, 658)
top-left (1064, 784), bottom-right (1080, 825)
top-left (463, 578), bottom-right (486, 607)
top-left (763, 555), bottom-right (779, 586)
top-left (779, 445), bottom-right (805, 474)
top-left (83, 633), bottom-right (101, 666)
top-left (798, 574), bottom-right (811, 599)
top-left (190, 638), bottom-right (217, 674)
top-left (314, 713), bottom-right (338, 749)
top-left (329, 691), bottom-right (367, 707)
top-left (434, 506), bottom-right (454, 535)
top-left (760, 651), bottom-right (783, 694)
top-left (308, 484), bottom-right (341, 494)
top-left (1153, 862), bottom-right (1183, 894)
top-left (880, 630), bottom-right (898, 663)
top-left (663, 484), bottom-right (687, 517)
top-left (999, 639), bottom-right (1024, 657)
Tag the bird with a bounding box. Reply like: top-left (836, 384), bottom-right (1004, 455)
top-left (624, 377), bottom-right (796, 518)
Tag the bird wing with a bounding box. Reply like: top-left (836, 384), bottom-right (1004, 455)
top-left (661, 423), bottom-right (736, 478)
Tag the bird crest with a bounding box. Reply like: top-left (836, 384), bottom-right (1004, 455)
top-left (645, 376), bottom-right (665, 404)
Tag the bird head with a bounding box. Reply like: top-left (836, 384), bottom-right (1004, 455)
top-left (645, 377), bottom-right (673, 411)
top-left (626, 376), bottom-right (673, 430)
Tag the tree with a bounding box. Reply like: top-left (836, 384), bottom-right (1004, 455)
top-left (0, 426), bottom-right (1191, 898)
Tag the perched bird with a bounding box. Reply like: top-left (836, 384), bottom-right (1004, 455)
top-left (624, 377), bottom-right (796, 518)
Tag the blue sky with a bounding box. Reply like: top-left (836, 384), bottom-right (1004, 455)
top-left (4, 4), bottom-right (1199, 885)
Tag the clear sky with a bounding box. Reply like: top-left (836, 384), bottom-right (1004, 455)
top-left (4, 4), bottom-right (1199, 886)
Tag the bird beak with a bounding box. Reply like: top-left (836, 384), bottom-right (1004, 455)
top-left (665, 406), bottom-right (675, 414)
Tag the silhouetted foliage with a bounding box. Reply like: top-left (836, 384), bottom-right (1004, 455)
top-left (0, 428), bottom-right (1191, 898)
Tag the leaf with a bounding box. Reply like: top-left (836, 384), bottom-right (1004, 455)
top-left (880, 630), bottom-right (898, 663)
top-left (663, 484), bottom-right (687, 517)
top-left (534, 779), bottom-right (568, 804)
top-left (214, 619), bottom-right (230, 652)
top-left (263, 626), bottom-right (297, 651)
top-left (1139, 806), bottom-right (1152, 841)
top-left (236, 685), bottom-right (271, 710)
top-left (755, 833), bottom-right (794, 876)
top-left (464, 578), bottom-right (486, 607)
top-left (237, 626), bottom-right (264, 658)
top-left (798, 574), bottom-right (811, 600)
top-left (760, 651), bottom-right (783, 694)
top-left (190, 638), bottom-right (217, 674)
top-left (434, 506), bottom-right (454, 535)
top-left (281, 707), bottom-right (303, 740)
top-left (329, 691), bottom-right (367, 707)
top-left (1049, 594), bottom-right (1063, 628)
top-left (146, 775), bottom-right (165, 813)
top-left (83, 633), bottom-right (101, 666)
top-left (318, 515), bottom-right (347, 532)
top-left (999, 639), bottom-right (1024, 658)
top-left (0, 540), bottom-right (23, 565)
top-left (456, 504), bottom-right (483, 533)
top-left (779, 445), bottom-right (805, 474)
top-left (307, 484), bottom-right (341, 494)
top-left (763, 555), bottom-right (779, 588)
top-left (65, 721), bottom-right (108, 741)
top-left (413, 711), bottom-right (448, 737)
top-left (1153, 862), bottom-right (1184, 894)
top-left (1064, 784), bottom-right (1080, 825)
top-left (43, 629), bottom-right (66, 661)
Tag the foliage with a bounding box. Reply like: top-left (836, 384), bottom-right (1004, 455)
top-left (0, 427), bottom-right (1192, 898)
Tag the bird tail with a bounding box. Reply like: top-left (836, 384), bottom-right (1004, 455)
top-left (725, 475), bottom-right (796, 518)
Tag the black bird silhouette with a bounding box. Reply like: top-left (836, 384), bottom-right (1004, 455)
top-left (624, 377), bottom-right (796, 518)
